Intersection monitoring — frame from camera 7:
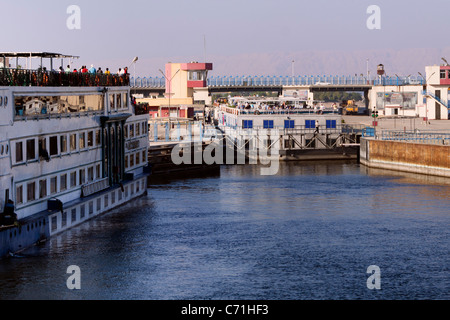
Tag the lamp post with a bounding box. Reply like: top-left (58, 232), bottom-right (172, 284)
top-left (159, 68), bottom-right (180, 109)
top-left (129, 56), bottom-right (138, 92)
top-left (418, 71), bottom-right (435, 124)
top-left (159, 68), bottom-right (180, 127)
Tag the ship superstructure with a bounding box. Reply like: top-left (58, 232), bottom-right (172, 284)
top-left (0, 52), bottom-right (149, 257)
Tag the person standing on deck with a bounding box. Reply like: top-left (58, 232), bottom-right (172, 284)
top-left (88, 64), bottom-right (96, 74)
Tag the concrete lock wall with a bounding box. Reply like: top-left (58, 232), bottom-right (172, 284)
top-left (360, 138), bottom-right (450, 177)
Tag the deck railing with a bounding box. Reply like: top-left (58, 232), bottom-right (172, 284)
top-left (0, 68), bottom-right (130, 87)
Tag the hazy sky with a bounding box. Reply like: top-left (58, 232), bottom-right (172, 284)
top-left (3, 0), bottom-right (450, 77)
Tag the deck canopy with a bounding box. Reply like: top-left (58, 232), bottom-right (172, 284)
top-left (0, 52), bottom-right (79, 59)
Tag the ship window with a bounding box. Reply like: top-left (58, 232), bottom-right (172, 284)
top-left (242, 120), bottom-right (253, 129)
top-left (60, 135), bottom-right (67, 153)
top-left (122, 94), bottom-right (127, 109)
top-left (88, 167), bottom-right (94, 182)
top-left (50, 176), bottom-right (57, 194)
top-left (62, 211), bottom-right (67, 227)
top-left (16, 185), bottom-right (23, 205)
top-left (60, 174), bottom-right (67, 191)
top-left (136, 152), bottom-right (140, 165)
top-left (15, 141), bottom-right (23, 163)
top-left (116, 94), bottom-right (121, 109)
top-left (70, 134), bottom-right (77, 151)
top-left (305, 120), bottom-right (316, 129)
top-left (96, 164), bottom-right (101, 179)
top-left (129, 123), bottom-right (134, 138)
top-left (79, 169), bottom-right (86, 185)
top-left (39, 179), bottom-right (47, 199)
top-left (263, 120), bottom-right (274, 129)
top-left (284, 120), bottom-right (295, 129)
top-left (26, 139), bottom-right (36, 161)
top-left (49, 136), bottom-right (58, 156)
top-left (109, 94), bottom-right (115, 110)
top-left (26, 182), bottom-right (36, 202)
top-left (70, 171), bottom-right (77, 188)
top-left (326, 120), bottom-right (337, 129)
top-left (71, 209), bottom-right (77, 223)
top-left (79, 132), bottom-right (86, 150)
top-left (136, 123), bottom-right (140, 136)
top-left (96, 130), bottom-right (101, 146)
top-left (130, 154), bottom-right (134, 167)
top-left (87, 131), bottom-right (94, 147)
top-left (80, 205), bottom-right (85, 219)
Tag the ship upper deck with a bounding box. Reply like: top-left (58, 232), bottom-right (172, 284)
top-left (0, 52), bottom-right (129, 87)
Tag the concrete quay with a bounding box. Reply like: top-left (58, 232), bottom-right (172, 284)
top-left (343, 115), bottom-right (450, 132)
top-left (357, 115), bottom-right (450, 178)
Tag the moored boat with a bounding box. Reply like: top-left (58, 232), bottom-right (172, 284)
top-left (0, 52), bottom-right (150, 258)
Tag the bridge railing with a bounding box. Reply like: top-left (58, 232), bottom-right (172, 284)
top-left (130, 75), bottom-right (425, 88)
top-left (380, 130), bottom-right (450, 145)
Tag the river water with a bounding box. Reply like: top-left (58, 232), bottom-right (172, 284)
top-left (0, 162), bottom-right (449, 300)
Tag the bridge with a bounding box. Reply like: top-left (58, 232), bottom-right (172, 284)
top-left (130, 74), bottom-right (425, 92)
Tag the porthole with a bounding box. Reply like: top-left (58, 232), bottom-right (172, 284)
top-left (4, 96), bottom-right (7, 106)
top-left (5, 145), bottom-right (8, 155)
top-left (0, 96), bottom-right (2, 106)
top-left (1, 145), bottom-right (3, 155)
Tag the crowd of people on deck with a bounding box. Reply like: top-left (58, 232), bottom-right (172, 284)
top-left (56, 64), bottom-right (129, 76)
top-left (228, 100), bottom-right (339, 114)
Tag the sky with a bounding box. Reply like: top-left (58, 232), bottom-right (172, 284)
top-left (2, 0), bottom-right (450, 77)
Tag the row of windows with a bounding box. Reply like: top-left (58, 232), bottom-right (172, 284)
top-left (50, 179), bottom-right (145, 232)
top-left (12, 121), bottom-right (148, 165)
top-left (125, 121), bottom-right (148, 139)
top-left (14, 129), bottom-right (102, 164)
top-left (109, 93), bottom-right (128, 111)
top-left (16, 163), bottom-right (102, 205)
top-left (125, 149), bottom-right (147, 169)
top-left (242, 119), bottom-right (338, 129)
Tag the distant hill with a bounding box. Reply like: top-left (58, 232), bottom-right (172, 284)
top-left (127, 47), bottom-right (450, 79)
top-left (206, 47), bottom-right (450, 78)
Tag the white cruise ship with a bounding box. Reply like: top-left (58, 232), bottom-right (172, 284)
top-left (0, 52), bottom-right (150, 258)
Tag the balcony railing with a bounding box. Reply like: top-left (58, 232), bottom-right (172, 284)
top-left (0, 68), bottom-right (130, 87)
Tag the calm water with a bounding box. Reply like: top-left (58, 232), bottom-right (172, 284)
top-left (0, 162), bottom-right (449, 300)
